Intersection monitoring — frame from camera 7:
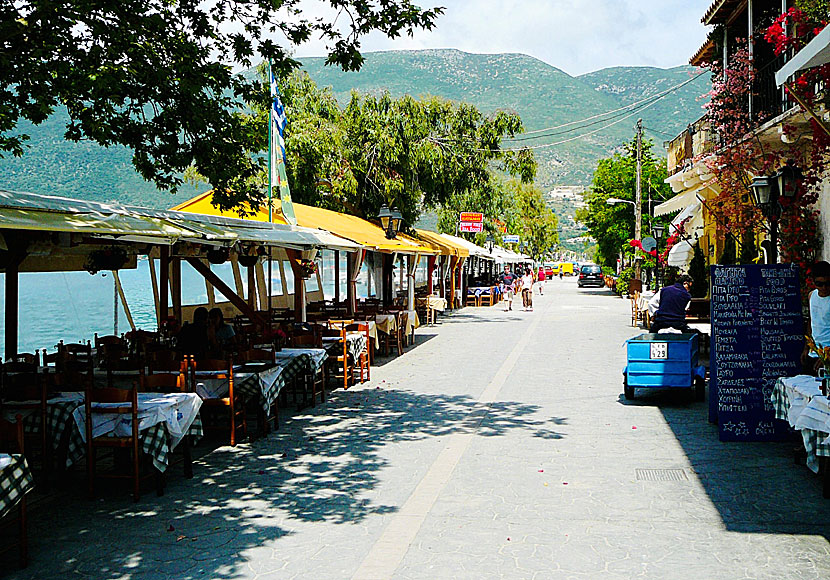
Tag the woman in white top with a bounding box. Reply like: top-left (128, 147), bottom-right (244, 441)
top-left (803, 261), bottom-right (830, 374)
top-left (521, 270), bottom-right (535, 311)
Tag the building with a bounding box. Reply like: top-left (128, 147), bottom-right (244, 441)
top-left (661, 0), bottom-right (825, 271)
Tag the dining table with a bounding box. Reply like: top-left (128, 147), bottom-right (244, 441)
top-left (1, 392), bottom-right (203, 473)
top-left (70, 391), bottom-right (203, 472)
top-left (193, 361), bottom-right (289, 416)
top-left (0, 453), bottom-right (33, 520)
top-left (771, 375), bottom-right (830, 479)
top-left (322, 331), bottom-right (368, 362)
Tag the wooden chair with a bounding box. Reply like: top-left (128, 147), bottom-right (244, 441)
top-left (378, 311), bottom-right (404, 357)
top-left (480, 287), bottom-right (495, 307)
top-left (0, 414), bottom-right (28, 567)
top-left (139, 370), bottom-right (188, 394)
top-left (193, 357), bottom-right (246, 446)
top-left (465, 291), bottom-right (480, 308)
top-left (346, 322), bottom-right (371, 383)
top-left (146, 349), bottom-right (182, 374)
top-left (85, 384), bottom-right (160, 502)
top-left (236, 348), bottom-right (276, 363)
top-left (4, 352), bottom-right (39, 366)
top-left (322, 326), bottom-right (353, 391)
top-left (630, 291), bottom-right (643, 327)
top-left (0, 362), bottom-right (49, 477)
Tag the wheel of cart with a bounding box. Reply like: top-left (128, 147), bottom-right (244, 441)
top-left (622, 333), bottom-right (706, 401)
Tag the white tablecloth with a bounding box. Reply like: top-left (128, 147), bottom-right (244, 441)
top-left (72, 392), bottom-right (202, 452)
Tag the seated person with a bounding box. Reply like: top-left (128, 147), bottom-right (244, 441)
top-left (208, 307), bottom-right (237, 353)
top-left (648, 274), bottom-right (694, 334)
top-left (177, 307), bottom-right (209, 359)
top-left (802, 261), bottom-right (830, 375)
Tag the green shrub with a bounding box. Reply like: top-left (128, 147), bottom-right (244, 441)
top-left (616, 266), bottom-right (635, 296)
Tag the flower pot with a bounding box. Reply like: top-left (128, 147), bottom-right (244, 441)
top-left (238, 254), bottom-right (259, 268)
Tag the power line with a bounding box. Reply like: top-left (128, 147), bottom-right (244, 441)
top-left (502, 71), bottom-right (707, 141)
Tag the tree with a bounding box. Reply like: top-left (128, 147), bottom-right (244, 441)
top-left (510, 180), bottom-right (558, 258)
top-left (576, 139), bottom-right (672, 268)
top-left (0, 0), bottom-right (443, 210)
top-left (273, 75), bottom-right (535, 229)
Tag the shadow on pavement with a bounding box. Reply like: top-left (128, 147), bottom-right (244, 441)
top-left (6, 387), bottom-right (550, 579)
top-left (619, 385), bottom-right (830, 541)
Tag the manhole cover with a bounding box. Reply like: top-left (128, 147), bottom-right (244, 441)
top-left (635, 468), bottom-right (688, 482)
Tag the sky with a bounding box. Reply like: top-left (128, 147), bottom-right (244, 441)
top-left (290, 0), bottom-right (715, 76)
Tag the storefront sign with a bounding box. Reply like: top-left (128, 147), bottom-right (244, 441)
top-left (459, 222), bottom-right (484, 233)
top-left (459, 212), bottom-right (484, 223)
top-left (710, 264), bottom-right (803, 441)
top-left (502, 234), bottom-right (520, 244)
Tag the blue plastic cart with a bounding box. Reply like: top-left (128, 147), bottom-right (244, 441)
top-left (623, 333), bottom-right (706, 401)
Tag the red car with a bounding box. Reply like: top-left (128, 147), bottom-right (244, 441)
top-left (544, 264), bottom-right (554, 278)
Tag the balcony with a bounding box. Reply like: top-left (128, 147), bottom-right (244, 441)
top-left (666, 117), bottom-right (718, 176)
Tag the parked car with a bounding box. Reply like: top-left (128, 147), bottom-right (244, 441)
top-left (543, 263), bottom-right (555, 277)
top-left (578, 264), bottom-right (604, 288)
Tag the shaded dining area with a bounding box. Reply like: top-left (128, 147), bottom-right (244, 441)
top-left (0, 189), bottom-right (472, 568)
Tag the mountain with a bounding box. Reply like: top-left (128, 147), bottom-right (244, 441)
top-left (0, 49), bottom-right (709, 208)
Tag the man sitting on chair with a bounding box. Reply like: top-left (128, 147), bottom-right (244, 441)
top-left (648, 274), bottom-right (693, 334)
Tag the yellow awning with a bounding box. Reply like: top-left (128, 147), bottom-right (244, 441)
top-left (171, 192), bottom-right (439, 255)
top-left (415, 229), bottom-right (470, 257)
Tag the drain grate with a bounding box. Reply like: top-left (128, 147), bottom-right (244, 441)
top-left (635, 468), bottom-right (688, 482)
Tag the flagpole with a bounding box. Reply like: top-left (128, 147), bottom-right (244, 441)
top-left (267, 60), bottom-right (273, 323)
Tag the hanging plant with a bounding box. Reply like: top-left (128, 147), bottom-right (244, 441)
top-left (206, 247), bottom-right (229, 264)
top-left (83, 246), bottom-right (128, 274)
top-left (298, 258), bottom-right (318, 279)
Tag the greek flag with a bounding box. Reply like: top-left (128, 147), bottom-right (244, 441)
top-left (270, 70), bottom-right (288, 160)
top-left (269, 67), bottom-right (296, 225)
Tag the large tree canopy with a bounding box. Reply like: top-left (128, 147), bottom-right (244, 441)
top-left (0, 0), bottom-right (443, 208)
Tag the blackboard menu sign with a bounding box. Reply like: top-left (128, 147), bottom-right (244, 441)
top-left (710, 264), bottom-right (803, 441)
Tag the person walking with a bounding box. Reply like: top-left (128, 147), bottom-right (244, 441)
top-left (521, 268), bottom-right (535, 311)
top-left (499, 264), bottom-right (518, 311)
top-left (537, 266), bottom-right (546, 295)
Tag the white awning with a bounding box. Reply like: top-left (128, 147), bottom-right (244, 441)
top-left (667, 240), bottom-right (695, 268)
top-left (776, 25), bottom-right (830, 86)
top-left (439, 233), bottom-right (494, 259)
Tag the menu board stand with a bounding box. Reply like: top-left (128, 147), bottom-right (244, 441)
top-left (709, 264), bottom-right (803, 441)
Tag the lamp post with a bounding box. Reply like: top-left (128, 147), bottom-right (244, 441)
top-left (485, 234), bottom-right (494, 254)
top-left (652, 224), bottom-right (665, 288)
top-left (749, 165), bottom-right (801, 264)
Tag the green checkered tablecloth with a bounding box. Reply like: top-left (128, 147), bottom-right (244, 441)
top-left (0, 454), bottom-right (33, 520)
top-left (323, 333), bottom-right (367, 363)
top-left (274, 348), bottom-right (328, 377)
top-left (62, 393), bottom-right (203, 473)
top-left (771, 377), bottom-right (830, 474)
top-left (194, 362), bottom-right (290, 415)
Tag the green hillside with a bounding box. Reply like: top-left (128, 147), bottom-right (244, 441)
top-left (0, 49), bottom-right (709, 207)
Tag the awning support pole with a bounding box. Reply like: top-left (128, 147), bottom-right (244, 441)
top-left (170, 257), bottom-right (182, 325)
top-left (284, 249), bottom-right (307, 322)
top-left (186, 258), bottom-right (265, 325)
top-left (4, 254), bottom-right (23, 358)
top-left (334, 250), bottom-right (341, 304)
top-left (159, 246), bottom-right (170, 325)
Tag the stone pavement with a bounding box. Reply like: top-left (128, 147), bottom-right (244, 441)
top-left (5, 278), bottom-right (830, 579)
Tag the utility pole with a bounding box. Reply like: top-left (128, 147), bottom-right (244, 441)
top-left (634, 118), bottom-right (643, 281)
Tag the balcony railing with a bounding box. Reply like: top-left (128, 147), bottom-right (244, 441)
top-left (752, 53), bottom-right (794, 122)
top-left (666, 117), bottom-right (718, 176)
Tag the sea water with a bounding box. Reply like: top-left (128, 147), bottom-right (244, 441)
top-left (0, 251), bottom-right (414, 358)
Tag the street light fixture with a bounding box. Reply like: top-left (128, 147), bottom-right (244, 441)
top-left (749, 164), bottom-right (802, 264)
top-left (652, 224), bottom-right (665, 288)
top-left (377, 204), bottom-right (403, 239)
top-left (485, 234), bottom-right (495, 254)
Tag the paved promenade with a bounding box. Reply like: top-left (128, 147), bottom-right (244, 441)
top-left (6, 278), bottom-right (830, 579)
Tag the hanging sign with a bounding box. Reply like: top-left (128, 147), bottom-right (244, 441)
top-left (459, 222), bottom-right (484, 233)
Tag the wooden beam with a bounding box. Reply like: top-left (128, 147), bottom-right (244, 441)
top-left (247, 262), bottom-right (258, 311)
top-left (284, 249), bottom-right (307, 322)
top-left (149, 255), bottom-right (160, 326)
top-left (170, 257), bottom-right (182, 325)
top-left (784, 82), bottom-right (830, 139)
top-left (112, 271), bottom-right (135, 331)
top-left (4, 254), bottom-right (24, 358)
top-left (185, 258), bottom-right (265, 325)
top-left (334, 250), bottom-right (341, 303)
top-left (159, 246), bottom-right (170, 323)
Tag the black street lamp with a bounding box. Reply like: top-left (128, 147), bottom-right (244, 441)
top-left (748, 164), bottom-right (802, 264)
top-left (378, 205), bottom-right (403, 239)
top-left (485, 234), bottom-right (495, 254)
top-left (652, 224), bottom-right (665, 287)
